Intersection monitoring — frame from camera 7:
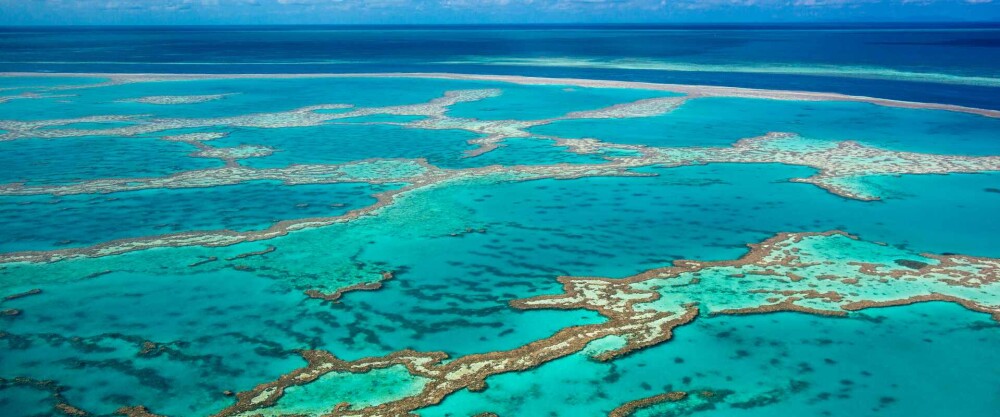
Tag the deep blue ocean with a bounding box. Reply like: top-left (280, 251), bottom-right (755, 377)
top-left (2, 24), bottom-right (999, 108)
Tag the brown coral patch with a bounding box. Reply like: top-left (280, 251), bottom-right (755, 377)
top-left (115, 405), bottom-right (168, 417)
top-left (3, 288), bottom-right (42, 301)
top-left (841, 293), bottom-right (1000, 322)
top-left (226, 245), bottom-right (277, 261)
top-left (305, 271), bottom-right (395, 303)
top-left (609, 391), bottom-right (688, 417)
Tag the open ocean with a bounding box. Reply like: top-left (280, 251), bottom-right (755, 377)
top-left (2, 24), bottom-right (1000, 107)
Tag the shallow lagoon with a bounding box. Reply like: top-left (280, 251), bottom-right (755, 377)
top-left (0, 74), bottom-right (997, 417)
top-left (531, 96), bottom-right (1000, 156)
top-left (424, 302), bottom-right (1000, 417)
top-left (0, 181), bottom-right (393, 252)
top-left (218, 124), bottom-right (480, 169)
top-left (0, 134), bottom-right (220, 185)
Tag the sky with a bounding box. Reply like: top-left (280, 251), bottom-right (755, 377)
top-left (1, 0), bottom-right (998, 25)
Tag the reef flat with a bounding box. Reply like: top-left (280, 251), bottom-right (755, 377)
top-left (209, 231), bottom-right (999, 417)
top-left (0, 74), bottom-right (998, 417)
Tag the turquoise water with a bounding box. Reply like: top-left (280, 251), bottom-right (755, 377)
top-left (220, 124), bottom-right (480, 169)
top-left (1, 270), bottom-right (308, 416)
top-left (446, 84), bottom-right (676, 121)
top-left (0, 135), bottom-right (221, 185)
top-left (0, 77), bottom-right (495, 120)
top-left (0, 75), bottom-right (997, 417)
top-left (0, 181), bottom-right (392, 252)
top-left (445, 137), bottom-right (611, 167)
top-left (424, 302), bottom-right (1000, 417)
top-left (531, 97), bottom-right (1000, 156)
